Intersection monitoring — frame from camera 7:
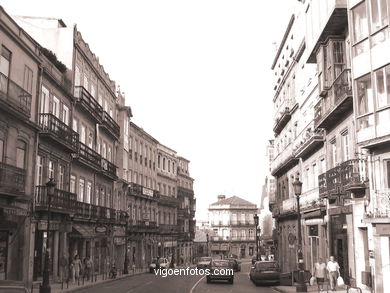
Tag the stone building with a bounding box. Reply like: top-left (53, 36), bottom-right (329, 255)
top-left (208, 195), bottom-right (257, 259)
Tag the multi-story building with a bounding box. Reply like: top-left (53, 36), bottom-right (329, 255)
top-left (345, 0), bottom-right (390, 292)
top-left (156, 144), bottom-right (179, 263)
top-left (176, 156), bottom-right (196, 266)
top-left (0, 7), bottom-right (40, 285)
top-left (208, 195), bottom-right (257, 259)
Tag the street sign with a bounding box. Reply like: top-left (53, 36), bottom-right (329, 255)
top-left (95, 225), bottom-right (107, 233)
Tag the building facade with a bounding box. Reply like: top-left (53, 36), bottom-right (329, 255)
top-left (208, 195), bottom-right (257, 259)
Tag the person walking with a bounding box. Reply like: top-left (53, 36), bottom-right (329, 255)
top-left (327, 256), bottom-right (340, 291)
top-left (84, 256), bottom-right (92, 281)
top-left (72, 255), bottom-right (82, 284)
top-left (314, 258), bottom-right (327, 292)
top-left (59, 253), bottom-right (68, 283)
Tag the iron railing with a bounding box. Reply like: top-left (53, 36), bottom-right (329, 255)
top-left (79, 142), bottom-right (101, 168)
top-left (39, 113), bottom-right (79, 151)
top-left (35, 186), bottom-right (76, 211)
top-left (74, 86), bottom-right (103, 121)
top-left (0, 72), bottom-right (32, 118)
top-left (101, 158), bottom-right (117, 178)
top-left (369, 190), bottom-right (390, 218)
top-left (102, 111), bottom-right (120, 138)
top-left (0, 162), bottom-right (26, 195)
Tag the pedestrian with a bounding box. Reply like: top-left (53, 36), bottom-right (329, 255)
top-left (72, 254), bottom-right (82, 284)
top-left (327, 256), bottom-right (340, 291)
top-left (84, 256), bottom-right (93, 281)
top-left (59, 253), bottom-right (68, 283)
top-left (314, 257), bottom-right (327, 292)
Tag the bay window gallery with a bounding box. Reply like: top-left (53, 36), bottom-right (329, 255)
top-left (356, 64), bottom-right (390, 142)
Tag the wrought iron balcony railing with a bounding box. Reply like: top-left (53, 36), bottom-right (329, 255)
top-left (101, 157), bottom-right (118, 179)
top-left (293, 123), bottom-right (325, 158)
top-left (35, 186), bottom-right (76, 212)
top-left (158, 194), bottom-right (180, 207)
top-left (0, 72), bottom-right (32, 118)
top-left (0, 162), bottom-right (26, 195)
top-left (314, 69), bottom-right (352, 129)
top-left (78, 142), bottom-right (101, 170)
top-left (318, 158), bottom-right (368, 201)
top-left (366, 190), bottom-right (390, 219)
top-left (39, 113), bottom-right (79, 152)
top-left (74, 86), bottom-right (103, 122)
top-left (101, 111), bottom-right (120, 139)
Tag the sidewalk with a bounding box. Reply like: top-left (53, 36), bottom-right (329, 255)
top-left (31, 268), bottom-right (148, 293)
top-left (273, 284), bottom-right (368, 293)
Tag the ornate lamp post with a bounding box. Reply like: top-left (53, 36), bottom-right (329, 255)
top-left (253, 214), bottom-right (259, 261)
top-left (40, 178), bottom-right (56, 293)
top-left (206, 233), bottom-right (209, 256)
top-left (292, 176), bottom-right (307, 292)
top-left (123, 212), bottom-right (129, 274)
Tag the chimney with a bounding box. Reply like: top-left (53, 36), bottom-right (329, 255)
top-left (217, 195), bottom-right (225, 201)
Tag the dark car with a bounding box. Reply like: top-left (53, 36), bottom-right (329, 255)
top-left (206, 259), bottom-right (234, 284)
top-left (0, 280), bottom-right (30, 292)
top-left (249, 261), bottom-right (280, 286)
top-left (196, 257), bottom-right (212, 269)
top-left (226, 258), bottom-right (241, 272)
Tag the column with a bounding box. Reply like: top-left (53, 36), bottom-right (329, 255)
top-left (53, 231), bottom-right (59, 282)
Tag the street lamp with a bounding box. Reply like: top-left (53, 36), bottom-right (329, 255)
top-left (292, 176), bottom-right (307, 292)
top-left (123, 212), bottom-right (129, 274)
top-left (206, 233), bottom-right (209, 257)
top-left (253, 214), bottom-right (259, 261)
top-left (40, 178), bottom-right (56, 293)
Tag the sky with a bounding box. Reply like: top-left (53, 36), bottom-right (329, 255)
top-left (2, 0), bottom-right (297, 221)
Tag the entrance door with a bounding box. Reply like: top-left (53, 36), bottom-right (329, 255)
top-left (0, 231), bottom-right (8, 280)
top-left (334, 234), bottom-right (349, 285)
top-left (240, 247), bottom-right (246, 258)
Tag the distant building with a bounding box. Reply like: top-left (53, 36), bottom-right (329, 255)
top-left (208, 195), bottom-right (257, 258)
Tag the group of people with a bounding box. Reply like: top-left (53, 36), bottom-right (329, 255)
top-left (313, 256), bottom-right (341, 292)
top-left (60, 254), bottom-right (93, 284)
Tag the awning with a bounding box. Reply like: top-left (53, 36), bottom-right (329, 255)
top-left (71, 224), bottom-right (96, 238)
top-left (302, 209), bottom-right (323, 219)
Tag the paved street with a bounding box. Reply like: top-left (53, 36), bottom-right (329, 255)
top-left (75, 261), bottom-right (277, 293)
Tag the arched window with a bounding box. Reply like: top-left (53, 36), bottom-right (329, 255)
top-left (168, 160), bottom-right (171, 172)
top-left (163, 158), bottom-right (166, 170)
top-left (158, 155), bottom-right (161, 168)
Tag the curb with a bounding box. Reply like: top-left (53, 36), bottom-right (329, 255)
top-left (271, 287), bottom-right (287, 293)
top-left (54, 271), bottom-right (148, 293)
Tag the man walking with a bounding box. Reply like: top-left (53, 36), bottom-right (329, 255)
top-left (314, 258), bottom-right (326, 292)
top-left (327, 256), bottom-right (340, 291)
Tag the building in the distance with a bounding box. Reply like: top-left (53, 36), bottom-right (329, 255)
top-left (208, 195), bottom-right (257, 259)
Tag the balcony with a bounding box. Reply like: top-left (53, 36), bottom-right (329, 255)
top-left (128, 220), bottom-right (158, 233)
top-left (271, 143), bottom-right (299, 177)
top-left (211, 236), bottom-right (256, 242)
top-left (365, 190), bottom-right (390, 222)
top-left (293, 123), bottom-right (325, 159)
top-left (74, 201), bottom-right (98, 219)
top-left (273, 107), bottom-right (292, 135)
top-left (76, 142), bottom-right (101, 170)
top-left (178, 208), bottom-right (190, 218)
top-left (318, 158), bottom-right (369, 203)
top-left (314, 69), bottom-right (353, 130)
top-left (39, 114), bottom-right (79, 152)
top-left (0, 72), bottom-right (32, 119)
top-left (35, 186), bottom-right (76, 213)
top-left (101, 111), bottom-right (120, 139)
top-left (128, 183), bottom-right (159, 200)
top-left (159, 224), bottom-right (178, 234)
top-left (158, 194), bottom-right (180, 207)
top-left (74, 86), bottom-right (103, 122)
top-left (0, 162), bottom-right (26, 196)
top-left (101, 158), bottom-right (118, 180)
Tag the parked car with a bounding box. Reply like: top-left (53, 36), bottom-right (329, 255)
top-left (149, 257), bottom-right (170, 272)
top-left (226, 258), bottom-right (241, 272)
top-left (249, 261), bottom-right (280, 286)
top-left (206, 259), bottom-right (234, 284)
top-left (0, 280), bottom-right (30, 292)
top-left (196, 257), bottom-right (212, 269)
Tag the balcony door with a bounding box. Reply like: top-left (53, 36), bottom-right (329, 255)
top-left (0, 46), bottom-right (11, 95)
top-left (52, 96), bottom-right (60, 119)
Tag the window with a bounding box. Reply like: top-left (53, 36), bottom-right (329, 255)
top-left (70, 175), bottom-right (76, 193)
top-left (102, 142), bottom-right (107, 159)
top-left (52, 96), bottom-right (60, 118)
top-left (23, 65), bottom-right (33, 94)
top-left (86, 181), bottom-right (92, 204)
top-left (370, 0), bottom-right (388, 32)
top-left (385, 160), bottom-right (390, 188)
top-left (16, 140), bottom-right (27, 169)
top-left (80, 124), bottom-right (86, 144)
top-left (62, 104), bottom-right (69, 125)
top-left (40, 86), bottom-right (50, 114)
top-left (48, 160), bottom-right (54, 179)
top-left (342, 132), bottom-right (350, 161)
top-left (72, 118), bottom-right (78, 132)
top-left (90, 83), bottom-right (96, 98)
top-left (78, 178), bottom-right (85, 202)
top-left (36, 155), bottom-right (43, 186)
top-left (0, 46), bottom-right (11, 93)
top-left (108, 146), bottom-right (112, 162)
top-left (158, 155), bottom-right (161, 168)
top-left (357, 74), bottom-right (374, 116)
top-left (83, 74), bottom-right (89, 90)
top-left (168, 160), bottom-right (171, 172)
top-left (375, 65), bottom-right (390, 108)
top-left (352, 1), bottom-right (369, 43)
top-left (95, 187), bottom-right (100, 205)
top-left (331, 140), bottom-right (337, 168)
top-left (58, 165), bottom-right (65, 190)
top-left (163, 158), bottom-right (166, 170)
top-left (87, 131), bottom-right (93, 148)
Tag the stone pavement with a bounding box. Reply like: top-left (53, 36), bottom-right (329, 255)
top-left (273, 284), bottom-right (368, 293)
top-left (31, 268), bottom-right (148, 293)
